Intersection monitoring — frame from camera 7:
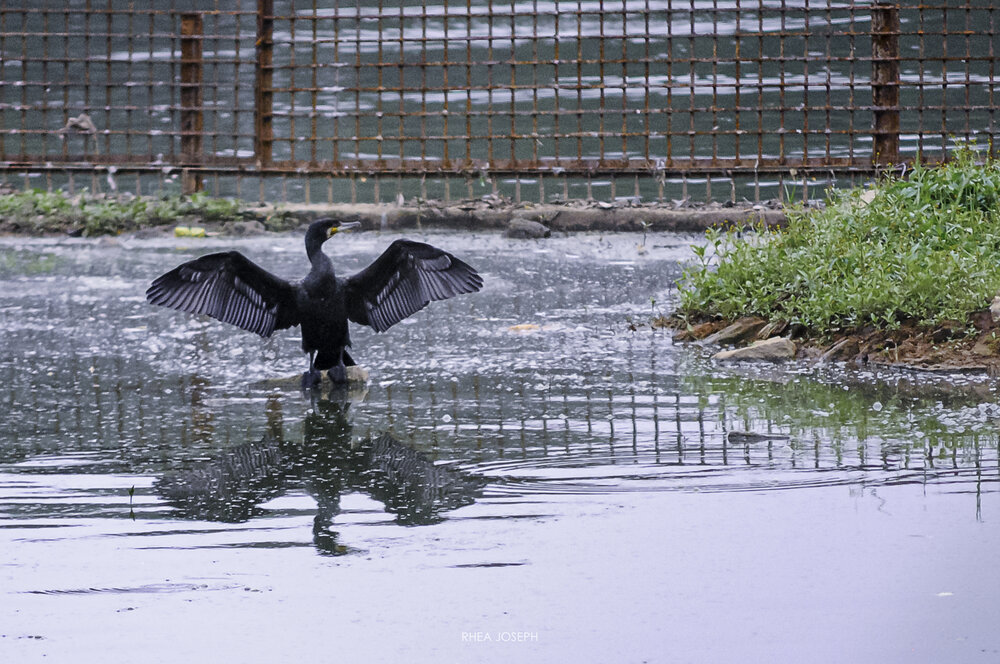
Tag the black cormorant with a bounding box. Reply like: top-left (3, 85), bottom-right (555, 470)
top-left (146, 218), bottom-right (482, 388)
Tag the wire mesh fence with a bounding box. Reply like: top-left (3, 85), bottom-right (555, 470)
top-left (1, 1), bottom-right (997, 204)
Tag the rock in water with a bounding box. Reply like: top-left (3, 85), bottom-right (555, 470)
top-left (505, 218), bottom-right (551, 239)
top-left (712, 336), bottom-right (796, 361)
top-left (727, 431), bottom-right (791, 444)
top-left (255, 365), bottom-right (370, 390)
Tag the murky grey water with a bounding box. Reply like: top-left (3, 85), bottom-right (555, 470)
top-left (1, 231), bottom-right (998, 662)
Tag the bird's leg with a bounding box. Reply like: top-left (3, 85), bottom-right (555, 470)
top-left (301, 351), bottom-right (324, 390)
top-left (327, 349), bottom-right (348, 384)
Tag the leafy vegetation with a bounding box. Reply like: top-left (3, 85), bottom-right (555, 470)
top-left (0, 190), bottom-right (245, 236)
top-left (678, 147), bottom-right (1000, 333)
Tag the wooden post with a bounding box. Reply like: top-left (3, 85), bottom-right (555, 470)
top-left (871, 2), bottom-right (900, 167)
top-left (180, 13), bottom-right (203, 194)
top-left (255, 0), bottom-right (274, 169)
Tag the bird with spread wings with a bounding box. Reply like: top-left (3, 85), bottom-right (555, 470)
top-left (146, 219), bottom-right (483, 388)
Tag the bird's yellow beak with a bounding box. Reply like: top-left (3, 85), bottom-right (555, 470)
top-left (328, 221), bottom-right (362, 237)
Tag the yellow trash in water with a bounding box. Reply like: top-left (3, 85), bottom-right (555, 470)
top-left (174, 226), bottom-right (206, 238)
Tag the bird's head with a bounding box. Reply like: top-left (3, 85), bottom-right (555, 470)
top-left (305, 218), bottom-right (362, 257)
top-left (311, 217), bottom-right (362, 240)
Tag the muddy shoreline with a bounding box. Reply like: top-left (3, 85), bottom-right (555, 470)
top-left (0, 189), bottom-right (788, 236)
top-left (240, 199), bottom-right (788, 233)
top-left (657, 313), bottom-right (1000, 375)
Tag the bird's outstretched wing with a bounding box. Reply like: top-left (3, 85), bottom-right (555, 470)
top-left (344, 240), bottom-right (482, 332)
top-left (146, 251), bottom-right (299, 338)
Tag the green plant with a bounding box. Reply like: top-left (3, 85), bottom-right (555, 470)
top-left (0, 190), bottom-right (248, 236)
top-left (678, 146), bottom-right (1000, 334)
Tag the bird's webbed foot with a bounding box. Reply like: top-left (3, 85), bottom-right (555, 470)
top-left (301, 369), bottom-right (324, 390)
top-left (327, 364), bottom-right (347, 385)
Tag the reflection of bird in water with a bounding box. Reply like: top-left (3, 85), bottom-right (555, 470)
top-left (155, 399), bottom-right (484, 554)
top-left (361, 432), bottom-right (484, 523)
top-left (154, 436), bottom-right (287, 522)
top-left (301, 399), bottom-right (484, 525)
top-left (146, 218), bottom-right (482, 388)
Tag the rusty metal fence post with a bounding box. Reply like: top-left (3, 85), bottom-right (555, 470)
top-left (871, 1), bottom-right (900, 167)
top-left (180, 14), bottom-right (204, 194)
top-left (255, 0), bottom-right (274, 170)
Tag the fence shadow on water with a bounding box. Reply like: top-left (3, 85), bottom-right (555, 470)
top-left (2, 336), bottom-right (997, 523)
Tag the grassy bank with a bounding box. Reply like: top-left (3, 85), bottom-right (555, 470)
top-left (677, 147), bottom-right (1000, 334)
top-left (0, 190), bottom-right (248, 236)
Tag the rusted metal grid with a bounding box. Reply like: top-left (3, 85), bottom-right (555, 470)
top-left (0, 1), bottom-right (259, 194)
top-left (0, 1), bottom-right (997, 203)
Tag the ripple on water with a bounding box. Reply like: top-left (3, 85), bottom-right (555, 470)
top-left (24, 582), bottom-right (242, 595)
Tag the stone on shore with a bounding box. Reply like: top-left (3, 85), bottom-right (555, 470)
top-left (712, 336), bottom-right (796, 361)
top-left (972, 336), bottom-right (1000, 357)
top-left (756, 319), bottom-right (789, 340)
top-left (819, 337), bottom-right (860, 362)
top-left (702, 317), bottom-right (767, 345)
top-left (222, 219), bottom-right (267, 236)
top-left (672, 320), bottom-right (724, 341)
top-left (990, 295), bottom-right (1000, 323)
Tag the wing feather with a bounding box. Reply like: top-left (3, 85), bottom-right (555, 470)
top-left (344, 240), bottom-right (482, 332)
top-left (146, 251), bottom-right (299, 338)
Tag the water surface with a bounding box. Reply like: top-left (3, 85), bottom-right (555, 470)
top-left (1, 231), bottom-right (998, 662)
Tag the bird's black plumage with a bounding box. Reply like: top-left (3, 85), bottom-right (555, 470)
top-left (146, 218), bottom-right (482, 387)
